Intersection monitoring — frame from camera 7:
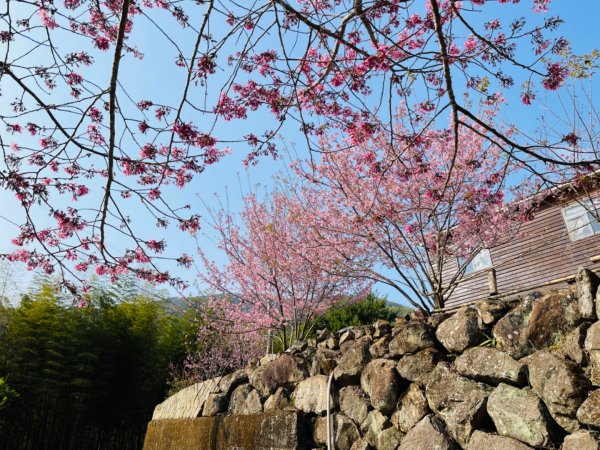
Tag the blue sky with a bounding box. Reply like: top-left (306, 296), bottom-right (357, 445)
top-left (1, 0), bottom-right (599, 305)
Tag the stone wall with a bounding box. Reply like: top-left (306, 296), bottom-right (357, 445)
top-left (144, 267), bottom-right (600, 450)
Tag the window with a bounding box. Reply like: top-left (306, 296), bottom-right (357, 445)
top-left (459, 249), bottom-right (492, 274)
top-left (562, 200), bottom-right (600, 241)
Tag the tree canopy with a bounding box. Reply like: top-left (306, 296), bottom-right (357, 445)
top-left (1, 0), bottom-right (598, 291)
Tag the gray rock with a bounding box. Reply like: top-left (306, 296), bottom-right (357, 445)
top-left (524, 350), bottom-right (588, 432)
top-left (332, 414), bottom-right (361, 450)
top-left (339, 386), bottom-right (369, 425)
top-left (376, 427), bottom-right (404, 450)
top-left (313, 416), bottom-right (329, 447)
top-left (493, 291), bottom-right (580, 358)
top-left (334, 336), bottom-right (372, 384)
top-left (425, 363), bottom-right (490, 446)
top-left (264, 387), bottom-right (290, 411)
top-left (597, 282), bottom-right (600, 321)
top-left (354, 327), bottom-right (367, 339)
top-left (389, 322), bottom-right (436, 357)
top-left (201, 393), bottom-right (228, 416)
top-left (310, 348), bottom-right (338, 376)
top-left (398, 415), bottom-right (457, 450)
top-left (397, 348), bottom-right (443, 387)
top-left (217, 369), bottom-right (250, 395)
top-left (361, 359), bottom-right (400, 414)
top-left (577, 267), bottom-right (598, 319)
top-left (373, 320), bottom-right (391, 339)
top-left (152, 375), bottom-right (232, 420)
top-left (465, 430), bottom-right (533, 450)
top-left (577, 390), bottom-right (600, 428)
top-left (314, 414), bottom-right (360, 450)
top-left (559, 323), bottom-right (590, 365)
top-left (361, 410), bottom-right (390, 447)
top-left (245, 388), bottom-right (263, 414)
top-left (428, 312), bottom-right (452, 329)
top-left (561, 430), bottom-right (600, 450)
top-left (455, 347), bottom-right (525, 386)
top-left (473, 299), bottom-right (513, 325)
top-left (349, 438), bottom-right (372, 450)
top-left (585, 322), bottom-right (600, 386)
top-left (369, 335), bottom-right (391, 359)
top-left (317, 329), bottom-right (333, 343)
top-left (339, 329), bottom-right (356, 346)
top-left (487, 383), bottom-right (554, 447)
top-left (563, 430), bottom-right (600, 450)
top-left (259, 353), bottom-right (278, 366)
top-left (392, 383), bottom-right (429, 433)
top-left (250, 354), bottom-right (308, 397)
top-left (292, 375), bottom-right (334, 414)
top-left (228, 384), bottom-right (263, 415)
top-left (435, 307), bottom-right (482, 353)
top-left (322, 336), bottom-right (339, 350)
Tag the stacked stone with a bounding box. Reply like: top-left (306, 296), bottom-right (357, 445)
top-left (150, 267), bottom-right (600, 450)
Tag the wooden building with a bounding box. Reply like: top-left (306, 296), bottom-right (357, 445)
top-left (444, 183), bottom-right (600, 310)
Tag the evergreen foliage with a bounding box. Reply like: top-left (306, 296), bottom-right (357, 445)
top-left (313, 293), bottom-right (412, 333)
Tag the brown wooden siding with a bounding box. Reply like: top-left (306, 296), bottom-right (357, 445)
top-left (444, 199), bottom-right (600, 309)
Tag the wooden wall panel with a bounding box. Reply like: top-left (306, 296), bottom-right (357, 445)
top-left (444, 200), bottom-right (600, 309)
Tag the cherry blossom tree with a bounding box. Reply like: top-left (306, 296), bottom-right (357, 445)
top-left (198, 191), bottom-right (371, 349)
top-left (181, 300), bottom-right (266, 381)
top-left (291, 112), bottom-right (531, 312)
top-left (0, 0), bottom-right (596, 288)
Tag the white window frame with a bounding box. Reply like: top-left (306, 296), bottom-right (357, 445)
top-left (459, 248), bottom-right (493, 274)
top-left (562, 199), bottom-right (600, 241)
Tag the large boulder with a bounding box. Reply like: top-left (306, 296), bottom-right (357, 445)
top-left (263, 387), bottom-right (291, 411)
top-left (292, 375), bottom-right (334, 414)
top-left (524, 350), bottom-right (588, 432)
top-left (339, 386), bottom-right (369, 425)
top-left (153, 378), bottom-right (221, 418)
top-left (389, 322), bottom-right (436, 357)
top-left (577, 390), bottom-right (600, 428)
top-left (249, 354), bottom-right (308, 397)
top-left (369, 335), bottom-right (392, 359)
top-left (487, 383), bottom-right (555, 447)
top-left (563, 430), bottom-right (600, 450)
top-left (376, 427), bottom-right (404, 450)
top-left (585, 322), bottom-right (600, 386)
top-left (218, 369), bottom-right (250, 395)
top-left (559, 323), bottom-right (590, 365)
top-left (577, 267), bottom-right (598, 319)
top-left (228, 384), bottom-right (263, 415)
top-left (396, 347), bottom-right (443, 387)
top-left (361, 410), bottom-right (390, 447)
top-left (373, 320), bottom-right (392, 339)
top-left (334, 336), bottom-right (372, 384)
top-left (398, 415), bottom-right (457, 450)
top-left (473, 299), bottom-right (513, 325)
top-left (455, 347), bottom-right (525, 386)
top-left (465, 431), bottom-right (533, 450)
top-left (435, 307), bottom-right (482, 353)
top-left (360, 359), bottom-right (401, 414)
top-left (597, 281), bottom-right (600, 320)
top-left (425, 363), bottom-right (491, 446)
top-left (392, 383), bottom-right (429, 433)
top-left (202, 393), bottom-right (228, 416)
top-left (349, 438), bottom-right (371, 450)
top-left (313, 414), bottom-right (360, 450)
top-left (493, 291), bottom-right (581, 358)
top-left (310, 348), bottom-right (338, 376)
top-left (339, 329), bottom-right (355, 346)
